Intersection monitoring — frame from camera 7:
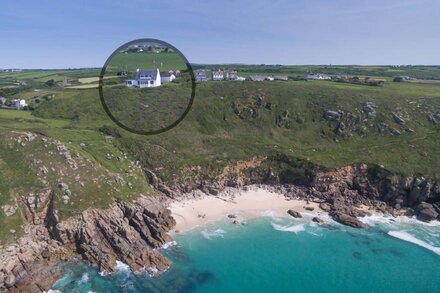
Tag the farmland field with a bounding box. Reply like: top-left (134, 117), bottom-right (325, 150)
top-left (105, 52), bottom-right (188, 74)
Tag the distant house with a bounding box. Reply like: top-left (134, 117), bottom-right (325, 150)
top-left (274, 76), bottom-right (289, 81)
top-left (11, 99), bottom-right (27, 109)
top-left (125, 68), bottom-right (161, 88)
top-left (249, 76), bottom-right (266, 81)
top-left (161, 72), bottom-right (176, 83)
top-left (212, 70), bottom-right (224, 81)
top-left (195, 69), bottom-right (208, 82)
top-left (266, 76), bottom-right (274, 81)
top-left (227, 70), bottom-right (238, 80)
top-left (307, 74), bottom-right (331, 80)
top-left (0, 96), bottom-right (6, 105)
top-left (169, 70), bottom-right (180, 76)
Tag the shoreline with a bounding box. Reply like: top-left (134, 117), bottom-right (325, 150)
top-left (169, 186), bottom-right (328, 233)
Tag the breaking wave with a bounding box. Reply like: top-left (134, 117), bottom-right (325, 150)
top-left (201, 228), bottom-right (226, 240)
top-left (271, 223), bottom-right (305, 233)
top-left (388, 231), bottom-right (440, 256)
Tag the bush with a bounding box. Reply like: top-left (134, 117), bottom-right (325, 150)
top-left (99, 125), bottom-right (122, 138)
top-left (393, 76), bottom-right (403, 82)
top-left (44, 79), bottom-right (56, 87)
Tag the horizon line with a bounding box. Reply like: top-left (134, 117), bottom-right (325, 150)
top-left (2, 64), bottom-right (440, 71)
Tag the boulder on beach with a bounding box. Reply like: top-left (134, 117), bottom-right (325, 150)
top-left (416, 202), bottom-right (439, 222)
top-left (312, 217), bottom-right (325, 224)
top-left (287, 209), bottom-right (302, 218)
top-left (305, 206), bottom-right (315, 211)
top-left (329, 211), bottom-right (365, 228)
top-left (319, 203), bottom-right (332, 212)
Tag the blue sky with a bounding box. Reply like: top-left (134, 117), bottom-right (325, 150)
top-left (1, 0), bottom-right (439, 68)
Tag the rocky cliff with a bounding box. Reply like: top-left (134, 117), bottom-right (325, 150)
top-left (0, 194), bottom-right (175, 292)
top-left (154, 155), bottom-right (440, 224)
top-left (1, 157), bottom-right (439, 291)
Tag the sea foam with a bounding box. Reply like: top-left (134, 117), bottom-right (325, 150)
top-left (77, 272), bottom-right (89, 284)
top-left (115, 260), bottom-right (132, 273)
top-left (360, 214), bottom-right (440, 227)
top-left (388, 231), bottom-right (440, 256)
top-left (271, 223), bottom-right (305, 233)
top-left (201, 228), bottom-right (226, 240)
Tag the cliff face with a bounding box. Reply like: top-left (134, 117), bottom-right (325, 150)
top-left (1, 159), bottom-right (439, 292)
top-left (0, 194), bottom-right (175, 292)
top-left (158, 157), bottom-right (440, 223)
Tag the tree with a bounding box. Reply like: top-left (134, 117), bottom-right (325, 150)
top-left (393, 76), bottom-right (403, 82)
top-left (44, 79), bottom-right (56, 87)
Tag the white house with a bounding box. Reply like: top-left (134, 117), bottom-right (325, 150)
top-left (126, 68), bottom-right (161, 88)
top-left (161, 72), bottom-right (176, 83)
top-left (11, 99), bottom-right (27, 109)
top-left (195, 69), bottom-right (208, 82)
top-left (227, 70), bottom-right (238, 80)
top-left (0, 96), bottom-right (6, 105)
top-left (307, 74), bottom-right (331, 80)
top-left (212, 70), bottom-right (224, 81)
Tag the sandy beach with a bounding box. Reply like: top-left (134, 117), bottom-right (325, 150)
top-left (168, 187), bottom-right (326, 232)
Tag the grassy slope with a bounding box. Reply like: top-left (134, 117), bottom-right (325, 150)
top-left (0, 66), bottom-right (439, 243)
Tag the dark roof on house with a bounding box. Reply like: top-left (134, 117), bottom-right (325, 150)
top-left (135, 69), bottom-right (158, 80)
top-left (161, 72), bottom-right (174, 77)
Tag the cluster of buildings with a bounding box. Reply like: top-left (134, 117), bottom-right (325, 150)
top-left (195, 69), bottom-right (289, 82)
top-left (195, 69), bottom-right (242, 82)
top-left (306, 73), bottom-right (332, 80)
top-left (0, 96), bottom-right (28, 109)
top-left (125, 68), bottom-right (179, 88)
top-left (124, 68), bottom-right (340, 86)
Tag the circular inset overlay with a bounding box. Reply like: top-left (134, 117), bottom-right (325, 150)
top-left (99, 38), bottom-right (195, 135)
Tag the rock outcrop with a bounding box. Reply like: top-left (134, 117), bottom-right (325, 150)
top-left (287, 209), bottom-right (302, 218)
top-left (0, 195), bottom-right (175, 292)
top-left (416, 202), bottom-right (439, 222)
top-left (329, 211), bottom-right (365, 228)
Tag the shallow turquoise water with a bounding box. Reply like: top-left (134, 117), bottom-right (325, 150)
top-left (52, 215), bottom-right (440, 292)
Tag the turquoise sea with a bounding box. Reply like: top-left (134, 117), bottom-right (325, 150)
top-left (51, 214), bottom-right (440, 293)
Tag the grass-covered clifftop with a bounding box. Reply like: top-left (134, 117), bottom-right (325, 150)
top-left (0, 66), bottom-right (439, 243)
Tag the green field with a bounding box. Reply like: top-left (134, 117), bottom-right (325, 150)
top-left (0, 65), bottom-right (439, 244)
top-left (106, 52), bottom-right (188, 74)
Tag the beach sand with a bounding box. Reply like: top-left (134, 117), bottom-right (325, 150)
top-left (168, 187), bottom-right (325, 232)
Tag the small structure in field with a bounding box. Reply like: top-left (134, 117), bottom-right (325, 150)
top-left (0, 96), bottom-right (6, 105)
top-left (169, 70), bottom-right (180, 76)
top-left (195, 69), bottom-right (208, 82)
top-left (212, 70), bottom-right (224, 81)
top-left (307, 74), bottom-right (331, 80)
top-left (161, 72), bottom-right (176, 83)
top-left (274, 76), bottom-right (289, 81)
top-left (125, 68), bottom-right (161, 88)
top-left (227, 70), bottom-right (238, 80)
top-left (117, 71), bottom-right (128, 76)
top-left (11, 99), bottom-right (27, 109)
top-left (249, 76), bottom-right (266, 81)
